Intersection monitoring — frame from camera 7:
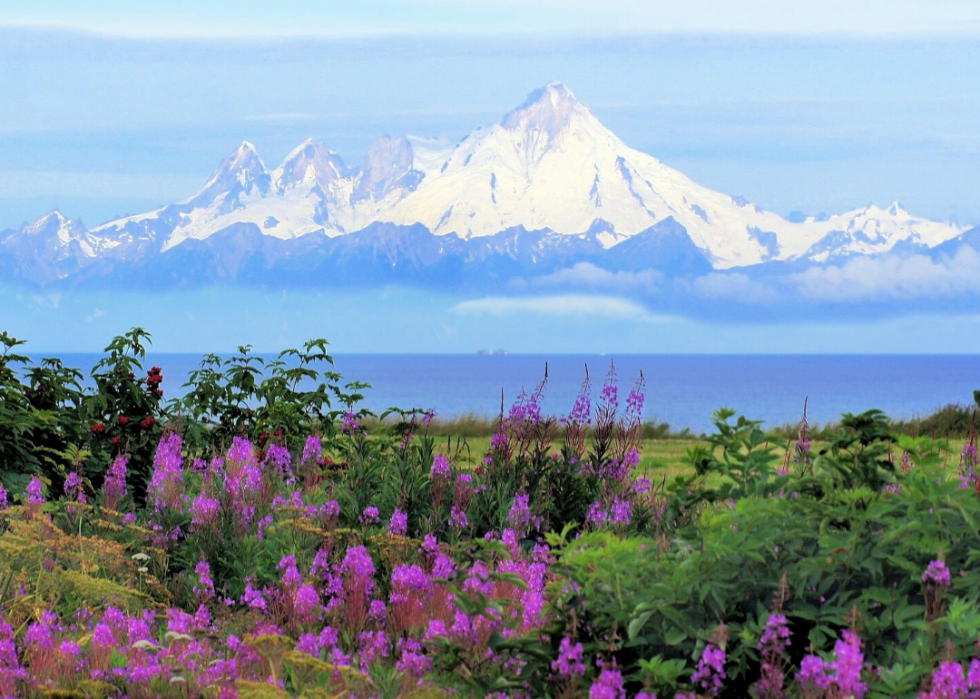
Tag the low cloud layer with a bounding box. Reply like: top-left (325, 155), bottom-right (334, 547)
top-left (452, 294), bottom-right (673, 322)
top-left (788, 247), bottom-right (980, 302)
top-left (512, 262), bottom-right (663, 294)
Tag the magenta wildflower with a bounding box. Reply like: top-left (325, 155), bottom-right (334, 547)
top-left (450, 505), bottom-right (468, 528)
top-left (922, 660), bottom-right (969, 699)
top-left (388, 507), bottom-right (408, 536)
top-left (301, 435), bottom-right (322, 464)
top-left (360, 506), bottom-right (380, 525)
top-left (64, 471), bottom-right (86, 504)
top-left (923, 560), bottom-right (952, 587)
top-left (242, 583), bottom-right (268, 611)
top-left (692, 644), bottom-right (726, 697)
top-left (608, 496), bottom-right (632, 526)
top-left (342, 411), bottom-right (360, 434)
top-left (148, 432), bottom-right (185, 513)
top-left (756, 613), bottom-right (791, 699)
top-left (551, 637), bottom-right (586, 678)
top-left (293, 584), bottom-right (321, 622)
top-left (102, 455), bottom-right (128, 511)
top-left (832, 631), bottom-right (867, 699)
top-left (190, 493), bottom-right (220, 531)
top-left (278, 554), bottom-right (302, 588)
top-left (797, 654), bottom-right (832, 692)
top-left (193, 561), bottom-right (215, 601)
top-left (431, 454), bottom-right (451, 479)
top-left (589, 665), bottom-right (626, 699)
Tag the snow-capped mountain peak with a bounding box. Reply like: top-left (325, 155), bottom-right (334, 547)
top-left (189, 141), bottom-right (271, 206)
top-left (273, 138), bottom-right (348, 193)
top-left (353, 135), bottom-right (423, 204)
top-left (500, 81), bottom-right (586, 143)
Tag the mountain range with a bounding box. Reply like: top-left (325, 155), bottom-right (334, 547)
top-left (1, 82), bottom-right (976, 299)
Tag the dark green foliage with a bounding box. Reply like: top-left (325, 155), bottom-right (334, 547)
top-left (551, 414), bottom-right (980, 697)
top-left (892, 403), bottom-right (978, 440)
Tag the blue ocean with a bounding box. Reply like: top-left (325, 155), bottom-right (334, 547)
top-left (52, 353), bottom-right (980, 434)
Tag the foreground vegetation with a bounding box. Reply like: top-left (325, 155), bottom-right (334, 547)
top-left (1, 329), bottom-right (980, 698)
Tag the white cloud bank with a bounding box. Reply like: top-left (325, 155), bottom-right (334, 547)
top-left (790, 247), bottom-right (980, 302)
top-left (452, 294), bottom-right (674, 322)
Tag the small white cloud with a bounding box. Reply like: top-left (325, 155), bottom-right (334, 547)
top-left (522, 262), bottom-right (663, 293)
top-left (790, 247), bottom-right (980, 301)
top-left (452, 294), bottom-right (673, 322)
top-left (86, 308), bottom-right (105, 321)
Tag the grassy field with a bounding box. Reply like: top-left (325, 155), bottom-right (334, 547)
top-left (451, 434), bottom-right (972, 483)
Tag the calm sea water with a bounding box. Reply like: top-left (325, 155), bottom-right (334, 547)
top-left (49, 353), bottom-right (980, 434)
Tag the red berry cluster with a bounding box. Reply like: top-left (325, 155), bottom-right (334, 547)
top-left (147, 366), bottom-right (164, 398)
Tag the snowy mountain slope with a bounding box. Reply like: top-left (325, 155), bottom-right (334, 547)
top-left (0, 210), bottom-right (116, 284)
top-left (3, 82), bottom-right (971, 287)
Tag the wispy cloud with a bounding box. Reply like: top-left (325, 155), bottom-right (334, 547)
top-left (512, 262), bottom-right (663, 294)
top-left (452, 294), bottom-right (674, 321)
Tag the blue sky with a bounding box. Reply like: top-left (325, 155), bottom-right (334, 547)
top-left (4, 1), bottom-right (980, 37)
top-left (1, 3), bottom-right (979, 353)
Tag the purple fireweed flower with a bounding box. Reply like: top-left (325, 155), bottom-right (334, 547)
top-left (589, 665), bottom-right (626, 699)
top-left (609, 496), bottom-right (632, 527)
top-left (759, 614), bottom-right (791, 651)
top-left (450, 505), bottom-right (468, 528)
top-left (396, 636), bottom-right (431, 680)
top-left (369, 599), bottom-right (387, 624)
top-left (692, 644), bottom-right (726, 697)
top-left (0, 484), bottom-right (7, 511)
top-left (633, 477), bottom-right (652, 494)
top-left (796, 654), bottom-right (832, 692)
top-left (64, 471), bottom-right (86, 504)
top-left (624, 374), bottom-right (645, 424)
top-left (433, 553), bottom-right (456, 579)
top-left (923, 660), bottom-right (969, 698)
top-left (388, 507), bottom-right (408, 536)
top-left (263, 444), bottom-right (292, 480)
top-left (586, 501), bottom-right (607, 527)
top-left (194, 561), bottom-right (215, 601)
top-left (24, 476), bottom-right (45, 519)
top-left (431, 454), bottom-right (451, 479)
top-left (599, 363), bottom-right (619, 415)
top-left (360, 506), bottom-right (380, 525)
top-left (923, 560), bottom-right (952, 587)
top-left (551, 637), bottom-right (586, 678)
top-left (26, 476), bottom-right (44, 504)
top-left (342, 545), bottom-right (376, 595)
top-left (301, 435), bottom-right (322, 465)
top-left (421, 533), bottom-right (440, 555)
top-left (342, 411), bottom-right (360, 434)
top-left (278, 554), bottom-right (302, 588)
top-left (293, 584), bottom-right (321, 622)
top-left (242, 583), bottom-right (267, 611)
top-left (757, 613), bottom-right (791, 699)
top-left (832, 631), bottom-right (867, 699)
top-left (190, 494), bottom-right (220, 531)
top-left (102, 455), bottom-right (128, 511)
top-left (148, 432), bottom-right (185, 513)
top-left (569, 375), bottom-right (592, 424)
top-left (507, 493), bottom-right (532, 535)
